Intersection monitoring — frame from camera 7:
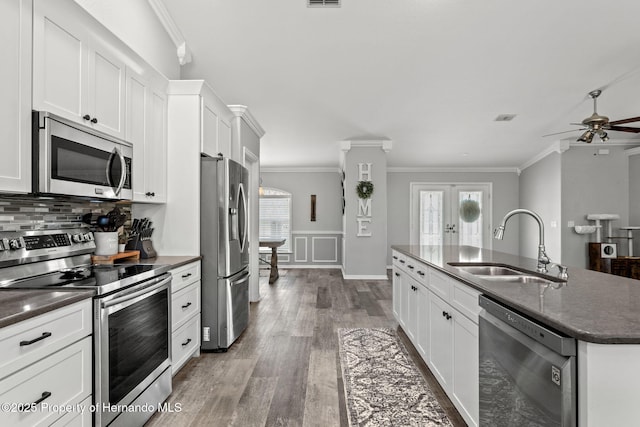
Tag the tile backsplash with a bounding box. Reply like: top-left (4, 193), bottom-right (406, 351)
top-left (0, 196), bottom-right (131, 231)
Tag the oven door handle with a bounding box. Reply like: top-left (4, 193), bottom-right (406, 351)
top-left (101, 274), bottom-right (170, 309)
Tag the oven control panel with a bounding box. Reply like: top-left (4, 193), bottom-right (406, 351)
top-left (0, 228), bottom-right (96, 267)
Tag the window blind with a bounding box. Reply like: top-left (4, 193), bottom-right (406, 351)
top-left (259, 196), bottom-right (291, 252)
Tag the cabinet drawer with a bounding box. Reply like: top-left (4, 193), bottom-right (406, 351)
top-left (171, 281), bottom-right (201, 330)
top-left (50, 396), bottom-right (92, 427)
top-left (429, 268), bottom-right (453, 301)
top-left (451, 281), bottom-right (481, 323)
top-left (171, 315), bottom-right (199, 375)
top-left (0, 336), bottom-right (92, 427)
top-left (0, 299), bottom-right (92, 380)
top-left (171, 261), bottom-right (201, 293)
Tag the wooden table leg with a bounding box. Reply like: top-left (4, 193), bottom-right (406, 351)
top-left (269, 247), bottom-right (279, 284)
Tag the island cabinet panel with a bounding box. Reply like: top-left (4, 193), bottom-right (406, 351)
top-left (428, 293), bottom-right (454, 390)
top-left (0, 0), bottom-right (32, 194)
top-left (391, 249), bottom-right (479, 427)
top-left (578, 341), bottom-right (640, 427)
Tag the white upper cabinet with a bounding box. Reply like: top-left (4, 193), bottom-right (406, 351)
top-left (127, 69), bottom-right (168, 203)
top-left (0, 0), bottom-right (31, 194)
top-left (201, 84), bottom-right (232, 159)
top-left (33, 0), bottom-right (126, 139)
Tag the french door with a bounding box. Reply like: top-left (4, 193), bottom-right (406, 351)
top-left (410, 183), bottom-right (492, 249)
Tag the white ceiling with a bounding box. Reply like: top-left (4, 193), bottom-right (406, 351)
top-left (162, 0), bottom-right (640, 168)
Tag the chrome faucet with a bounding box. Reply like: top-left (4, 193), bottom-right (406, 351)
top-left (494, 208), bottom-right (568, 279)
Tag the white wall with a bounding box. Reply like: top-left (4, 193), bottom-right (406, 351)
top-left (629, 153), bottom-right (640, 256)
top-left (387, 170), bottom-right (520, 264)
top-left (75, 0), bottom-right (180, 79)
top-left (519, 152), bottom-right (562, 263)
top-left (561, 145), bottom-right (630, 266)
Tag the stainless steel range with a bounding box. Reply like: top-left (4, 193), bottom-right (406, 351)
top-left (0, 227), bottom-right (172, 427)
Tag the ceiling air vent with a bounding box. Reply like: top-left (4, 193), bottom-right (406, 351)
top-left (308, 0), bottom-right (341, 7)
top-left (494, 114), bottom-right (517, 122)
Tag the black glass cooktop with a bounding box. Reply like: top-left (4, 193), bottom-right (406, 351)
top-left (8, 264), bottom-right (162, 295)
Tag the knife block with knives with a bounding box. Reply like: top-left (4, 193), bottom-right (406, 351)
top-left (125, 217), bottom-right (157, 259)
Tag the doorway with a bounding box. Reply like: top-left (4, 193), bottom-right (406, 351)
top-left (410, 183), bottom-right (492, 249)
top-left (243, 147), bottom-right (260, 302)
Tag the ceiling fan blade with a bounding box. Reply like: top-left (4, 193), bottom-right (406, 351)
top-left (609, 116), bottom-right (640, 126)
top-left (542, 128), bottom-right (584, 137)
top-left (608, 125), bottom-right (640, 133)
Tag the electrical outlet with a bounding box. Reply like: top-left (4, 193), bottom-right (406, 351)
top-left (568, 221), bottom-right (575, 227)
top-left (550, 221), bottom-right (557, 228)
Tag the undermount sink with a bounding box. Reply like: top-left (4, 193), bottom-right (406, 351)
top-left (448, 262), bottom-right (566, 286)
top-left (448, 264), bottom-right (523, 276)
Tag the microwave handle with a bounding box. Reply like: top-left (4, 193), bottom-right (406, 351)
top-left (108, 147), bottom-right (127, 197)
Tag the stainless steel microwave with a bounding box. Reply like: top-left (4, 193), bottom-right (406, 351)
top-left (32, 111), bottom-right (133, 200)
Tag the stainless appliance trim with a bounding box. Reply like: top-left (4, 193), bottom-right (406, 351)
top-left (479, 295), bottom-right (576, 426)
top-left (33, 111), bottom-right (133, 200)
top-left (94, 272), bottom-right (172, 426)
top-left (100, 274), bottom-right (170, 309)
top-left (479, 295), bottom-right (576, 356)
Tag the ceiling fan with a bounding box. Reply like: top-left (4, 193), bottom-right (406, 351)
top-left (545, 89), bottom-right (640, 143)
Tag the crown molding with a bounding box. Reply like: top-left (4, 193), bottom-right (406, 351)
top-left (228, 105), bottom-right (266, 138)
top-left (340, 140), bottom-right (393, 153)
top-left (569, 140), bottom-right (640, 148)
top-left (388, 166), bottom-right (518, 173)
top-left (518, 140), bottom-right (570, 175)
top-left (147, 0), bottom-right (192, 65)
top-left (261, 167), bottom-right (341, 173)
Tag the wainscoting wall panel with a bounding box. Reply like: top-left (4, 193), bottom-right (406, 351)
top-left (294, 236), bottom-right (308, 262)
top-left (311, 236), bottom-right (338, 263)
top-left (264, 231), bottom-right (343, 268)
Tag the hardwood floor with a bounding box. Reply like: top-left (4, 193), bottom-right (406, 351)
top-left (147, 269), bottom-right (467, 427)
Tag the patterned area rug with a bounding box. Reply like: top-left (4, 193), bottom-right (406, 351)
top-left (338, 328), bottom-right (452, 427)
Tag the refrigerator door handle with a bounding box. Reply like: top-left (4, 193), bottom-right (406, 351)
top-left (238, 183), bottom-right (248, 253)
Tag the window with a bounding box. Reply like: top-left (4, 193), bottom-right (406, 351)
top-left (259, 187), bottom-right (291, 252)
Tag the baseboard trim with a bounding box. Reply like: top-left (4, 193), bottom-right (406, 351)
top-left (260, 264), bottom-right (341, 270)
top-left (341, 273), bottom-right (389, 280)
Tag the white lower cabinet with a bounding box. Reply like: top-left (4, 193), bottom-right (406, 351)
top-left (451, 309), bottom-right (479, 425)
top-left (170, 261), bottom-right (201, 375)
top-left (428, 293), bottom-right (454, 390)
top-left (391, 249), bottom-right (479, 427)
top-left (0, 336), bottom-right (92, 427)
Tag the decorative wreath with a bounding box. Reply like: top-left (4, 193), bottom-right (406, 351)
top-left (459, 199), bottom-right (480, 223)
top-left (356, 181), bottom-right (374, 199)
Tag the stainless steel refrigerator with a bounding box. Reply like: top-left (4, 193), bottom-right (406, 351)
top-left (200, 156), bottom-right (250, 351)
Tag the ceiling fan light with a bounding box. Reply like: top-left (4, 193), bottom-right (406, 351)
top-left (578, 130), bottom-right (594, 143)
top-left (600, 131), bottom-right (609, 142)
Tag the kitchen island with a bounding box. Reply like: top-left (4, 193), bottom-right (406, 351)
top-left (392, 244), bottom-right (640, 427)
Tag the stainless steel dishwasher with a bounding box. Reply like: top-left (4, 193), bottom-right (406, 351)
top-left (479, 295), bottom-right (576, 427)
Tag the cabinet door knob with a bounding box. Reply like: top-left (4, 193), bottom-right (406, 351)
top-left (181, 302), bottom-right (192, 309)
top-left (400, 260), bottom-right (405, 264)
top-left (181, 338), bottom-right (192, 347)
top-left (90, 117), bottom-right (98, 124)
top-left (145, 191), bottom-right (156, 197)
top-left (408, 265), bottom-right (414, 269)
top-left (83, 114), bottom-right (91, 121)
top-left (394, 272), bottom-right (400, 277)
top-left (182, 273), bottom-right (192, 279)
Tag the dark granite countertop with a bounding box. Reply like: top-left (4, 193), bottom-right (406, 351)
top-left (117, 255), bottom-right (201, 270)
top-left (392, 245), bottom-right (640, 344)
top-left (0, 289), bottom-right (94, 329)
top-left (0, 256), bottom-right (200, 330)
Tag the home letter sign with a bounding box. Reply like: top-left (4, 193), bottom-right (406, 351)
top-left (356, 163), bottom-right (372, 237)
